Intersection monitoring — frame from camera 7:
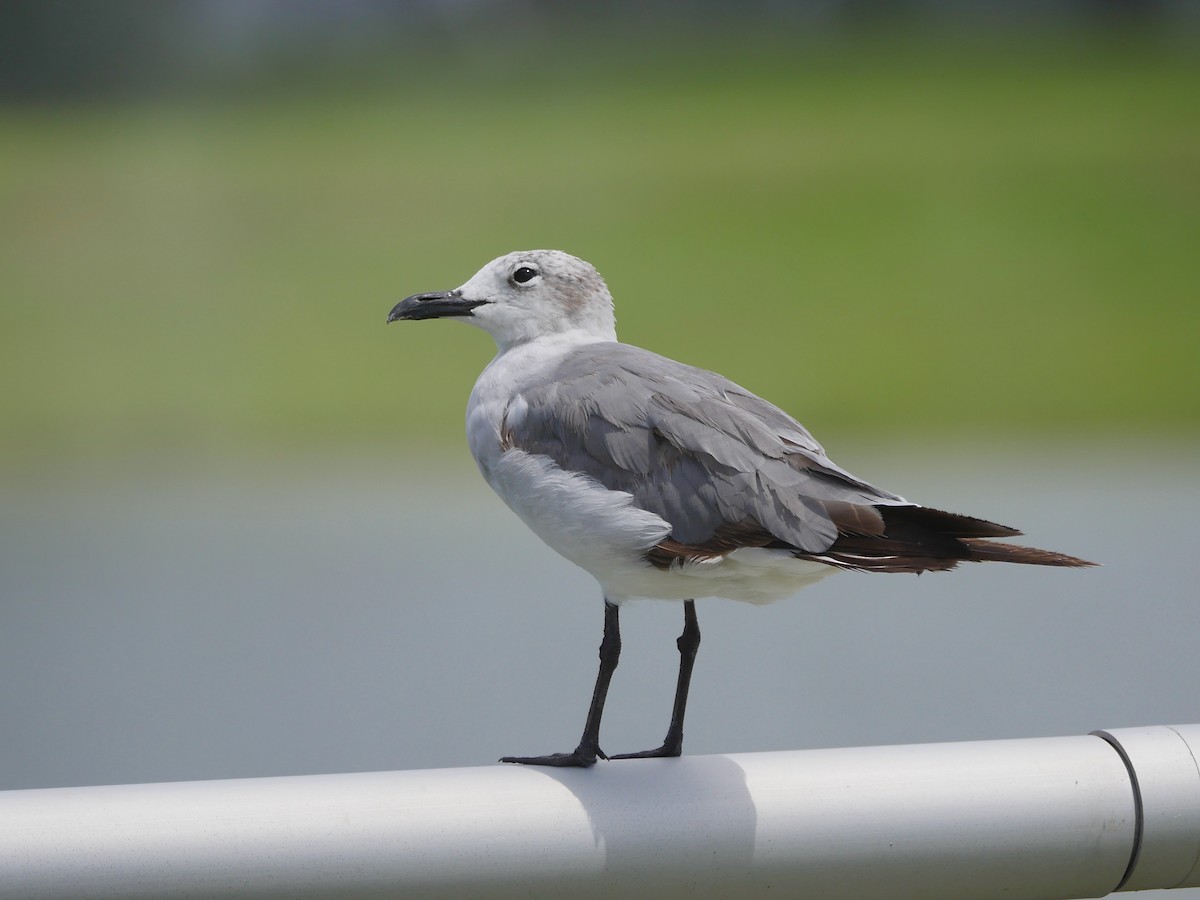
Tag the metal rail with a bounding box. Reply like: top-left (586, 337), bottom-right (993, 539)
top-left (2, 725), bottom-right (1197, 899)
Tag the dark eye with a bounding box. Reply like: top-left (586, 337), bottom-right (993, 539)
top-left (512, 266), bottom-right (539, 285)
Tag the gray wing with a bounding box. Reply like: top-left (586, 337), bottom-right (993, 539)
top-left (502, 342), bottom-right (907, 554)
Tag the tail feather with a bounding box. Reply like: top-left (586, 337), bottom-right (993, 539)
top-left (959, 538), bottom-right (1096, 568)
top-left (798, 504), bottom-right (1097, 573)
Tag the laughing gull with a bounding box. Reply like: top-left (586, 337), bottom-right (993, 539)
top-left (387, 249), bottom-right (1095, 768)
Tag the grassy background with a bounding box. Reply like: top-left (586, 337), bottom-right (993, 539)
top-left (2, 34), bottom-right (1196, 466)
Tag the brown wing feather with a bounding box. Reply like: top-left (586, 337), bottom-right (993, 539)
top-left (646, 521), bottom-right (781, 570)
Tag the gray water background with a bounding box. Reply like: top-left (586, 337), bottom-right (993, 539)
top-left (2, 440), bottom-right (1198, 895)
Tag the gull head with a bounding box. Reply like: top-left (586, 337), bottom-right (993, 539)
top-left (388, 250), bottom-right (617, 350)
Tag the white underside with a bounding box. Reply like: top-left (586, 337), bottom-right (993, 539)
top-left (483, 448), bottom-right (837, 605)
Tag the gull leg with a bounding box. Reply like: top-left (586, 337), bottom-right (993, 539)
top-left (610, 599), bottom-right (700, 760)
top-left (501, 600), bottom-right (620, 768)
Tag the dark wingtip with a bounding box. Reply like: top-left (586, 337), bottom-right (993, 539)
top-left (884, 505), bottom-right (1023, 538)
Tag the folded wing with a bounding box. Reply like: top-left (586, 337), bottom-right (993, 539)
top-left (501, 342), bottom-right (1094, 572)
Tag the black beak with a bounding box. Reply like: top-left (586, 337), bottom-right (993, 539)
top-left (387, 290), bottom-right (487, 323)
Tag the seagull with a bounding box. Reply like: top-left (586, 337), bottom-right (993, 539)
top-left (387, 249), bottom-right (1095, 768)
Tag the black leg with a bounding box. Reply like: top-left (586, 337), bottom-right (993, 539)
top-left (501, 600), bottom-right (621, 768)
top-left (611, 599), bottom-right (700, 760)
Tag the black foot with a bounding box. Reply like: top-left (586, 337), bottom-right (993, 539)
top-left (500, 745), bottom-right (607, 768)
top-left (609, 742), bottom-right (682, 760)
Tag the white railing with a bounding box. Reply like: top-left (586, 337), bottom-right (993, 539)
top-left (1, 725), bottom-right (1197, 900)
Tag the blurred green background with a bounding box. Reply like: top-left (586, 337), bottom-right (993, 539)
top-left (2, 2), bottom-right (1196, 471)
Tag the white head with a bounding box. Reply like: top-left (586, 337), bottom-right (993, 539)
top-left (388, 250), bottom-right (617, 351)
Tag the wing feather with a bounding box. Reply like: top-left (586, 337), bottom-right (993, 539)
top-left (504, 343), bottom-right (903, 553)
